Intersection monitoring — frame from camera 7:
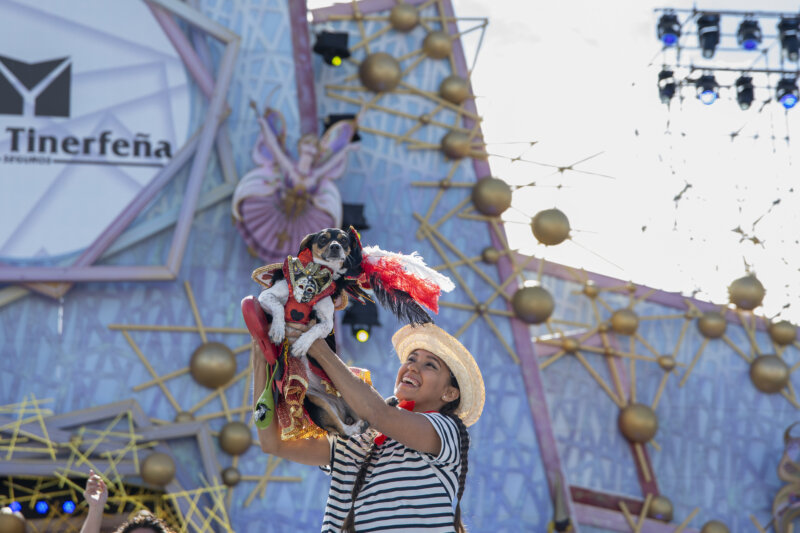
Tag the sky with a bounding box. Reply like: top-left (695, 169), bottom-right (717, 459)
top-left (309, 0), bottom-right (800, 324)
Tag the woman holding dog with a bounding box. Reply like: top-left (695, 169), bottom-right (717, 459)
top-left (253, 322), bottom-right (484, 533)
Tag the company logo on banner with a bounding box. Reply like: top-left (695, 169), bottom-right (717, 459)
top-left (0, 1), bottom-right (190, 261)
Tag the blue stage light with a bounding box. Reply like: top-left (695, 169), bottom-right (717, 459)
top-left (781, 94), bottom-right (798, 108)
top-left (657, 14), bottom-right (681, 47)
top-left (9, 502), bottom-right (21, 512)
top-left (62, 500), bottom-right (76, 514)
top-left (35, 501), bottom-right (49, 514)
top-left (777, 78), bottom-right (799, 109)
top-left (696, 75), bottom-right (718, 105)
top-left (737, 20), bottom-right (762, 51)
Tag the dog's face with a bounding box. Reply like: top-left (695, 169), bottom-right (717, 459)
top-left (304, 389), bottom-right (369, 437)
top-left (299, 228), bottom-right (354, 273)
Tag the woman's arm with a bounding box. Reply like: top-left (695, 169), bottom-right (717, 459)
top-left (80, 471), bottom-right (106, 533)
top-left (300, 333), bottom-right (443, 455)
top-left (251, 345), bottom-right (330, 466)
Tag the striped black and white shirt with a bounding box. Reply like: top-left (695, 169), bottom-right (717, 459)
top-left (321, 412), bottom-right (462, 532)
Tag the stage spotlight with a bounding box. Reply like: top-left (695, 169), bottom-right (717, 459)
top-left (9, 502), bottom-right (21, 513)
top-left (342, 300), bottom-right (380, 343)
top-left (735, 76), bottom-right (754, 110)
top-left (737, 19), bottom-right (762, 50)
top-left (341, 203), bottom-right (370, 231)
top-left (313, 31), bottom-right (351, 66)
top-left (35, 501), bottom-right (49, 514)
top-left (779, 18), bottom-right (800, 62)
top-left (658, 70), bottom-right (676, 104)
top-left (697, 14), bottom-right (720, 59)
top-left (62, 500), bottom-right (76, 514)
top-left (696, 75), bottom-right (718, 105)
top-left (777, 78), bottom-right (799, 109)
top-left (657, 13), bottom-right (681, 46)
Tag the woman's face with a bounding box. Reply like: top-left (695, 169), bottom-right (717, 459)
top-left (394, 349), bottom-right (459, 411)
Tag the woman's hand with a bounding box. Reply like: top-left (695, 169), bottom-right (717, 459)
top-left (284, 322), bottom-right (312, 345)
top-left (84, 470), bottom-right (107, 509)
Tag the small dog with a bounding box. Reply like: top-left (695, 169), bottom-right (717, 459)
top-left (252, 227), bottom-right (368, 436)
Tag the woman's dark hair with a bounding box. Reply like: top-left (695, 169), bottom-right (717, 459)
top-left (114, 511), bottom-right (175, 533)
top-left (341, 372), bottom-right (470, 533)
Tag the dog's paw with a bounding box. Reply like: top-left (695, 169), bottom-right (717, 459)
top-left (291, 334), bottom-right (313, 357)
top-left (269, 319), bottom-right (285, 344)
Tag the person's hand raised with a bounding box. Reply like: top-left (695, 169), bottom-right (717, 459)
top-left (84, 470), bottom-right (108, 509)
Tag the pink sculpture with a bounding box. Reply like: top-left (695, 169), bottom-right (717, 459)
top-left (232, 101), bottom-right (358, 262)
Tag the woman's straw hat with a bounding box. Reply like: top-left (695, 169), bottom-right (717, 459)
top-left (392, 323), bottom-right (485, 427)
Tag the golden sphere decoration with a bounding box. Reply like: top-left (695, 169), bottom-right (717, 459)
top-left (423, 31), bottom-right (452, 59)
top-left (728, 274), bottom-right (765, 310)
top-left (582, 282), bottom-right (599, 299)
top-left (440, 131), bottom-right (471, 159)
top-left (647, 495), bottom-right (673, 522)
top-left (141, 452), bottom-right (176, 486)
top-left (389, 4), bottom-right (419, 32)
top-left (618, 403), bottom-right (658, 443)
top-left (481, 247), bottom-right (501, 264)
top-left (610, 309), bottom-right (639, 336)
top-left (750, 355), bottom-right (790, 393)
top-left (657, 355), bottom-right (676, 372)
top-left (190, 342), bottom-right (236, 389)
top-left (439, 75), bottom-right (470, 104)
top-left (562, 338), bottom-right (579, 353)
top-left (0, 508), bottom-right (25, 533)
top-left (696, 312), bottom-right (727, 339)
top-left (700, 521), bottom-right (729, 533)
top-left (219, 421), bottom-right (252, 456)
top-left (471, 177), bottom-right (512, 216)
top-left (769, 320), bottom-right (797, 346)
top-left (221, 466), bottom-right (242, 487)
top-left (358, 52), bottom-right (402, 93)
top-left (511, 286), bottom-right (555, 324)
top-left (174, 411), bottom-right (195, 423)
top-left (531, 208), bottom-right (571, 246)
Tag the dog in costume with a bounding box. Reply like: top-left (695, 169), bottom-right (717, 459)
top-left (242, 227), bottom-right (453, 440)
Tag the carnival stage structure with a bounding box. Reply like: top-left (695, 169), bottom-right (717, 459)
top-left (0, 1), bottom-right (798, 532)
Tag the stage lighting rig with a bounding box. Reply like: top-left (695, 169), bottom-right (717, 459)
top-left (658, 69), bottom-right (676, 104)
top-left (735, 76), bottom-right (754, 110)
top-left (777, 77), bottom-right (799, 109)
top-left (737, 19), bottom-right (762, 50)
top-left (779, 18), bottom-right (800, 62)
top-left (697, 14), bottom-right (720, 59)
top-left (342, 300), bottom-right (380, 343)
top-left (658, 13), bottom-right (681, 46)
top-left (696, 74), bottom-right (719, 105)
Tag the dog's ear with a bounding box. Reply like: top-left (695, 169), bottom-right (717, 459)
top-left (298, 232), bottom-right (316, 253)
top-left (343, 226), bottom-right (363, 277)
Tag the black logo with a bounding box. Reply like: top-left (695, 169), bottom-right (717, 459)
top-left (0, 55), bottom-right (71, 117)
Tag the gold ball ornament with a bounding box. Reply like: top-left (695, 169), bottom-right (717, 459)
top-left (219, 421), bottom-right (252, 455)
top-left (582, 282), bottom-right (599, 299)
top-left (0, 508), bottom-right (25, 533)
top-left (610, 309), bottom-right (639, 335)
top-left (618, 403), bottom-right (658, 443)
top-left (769, 320), bottom-right (797, 346)
top-left (696, 312), bottom-right (727, 339)
top-left (728, 274), bottom-right (765, 310)
top-left (439, 75), bottom-right (470, 104)
top-left (562, 338), bottom-right (579, 353)
top-left (750, 355), bottom-right (790, 393)
top-left (657, 355), bottom-right (676, 372)
top-left (481, 247), bottom-right (501, 264)
top-left (700, 521), bottom-right (729, 533)
top-left (423, 31), bottom-right (452, 59)
top-left (221, 466), bottom-right (241, 487)
top-left (141, 452), bottom-right (176, 486)
top-left (531, 208), bottom-right (570, 246)
top-left (471, 177), bottom-right (512, 216)
top-left (389, 4), bottom-right (419, 32)
top-left (647, 495), bottom-right (674, 522)
top-left (190, 342), bottom-right (236, 389)
top-left (440, 131), bottom-right (471, 159)
top-left (174, 411), bottom-right (195, 423)
top-left (512, 286), bottom-right (555, 324)
top-left (358, 52), bottom-right (402, 93)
